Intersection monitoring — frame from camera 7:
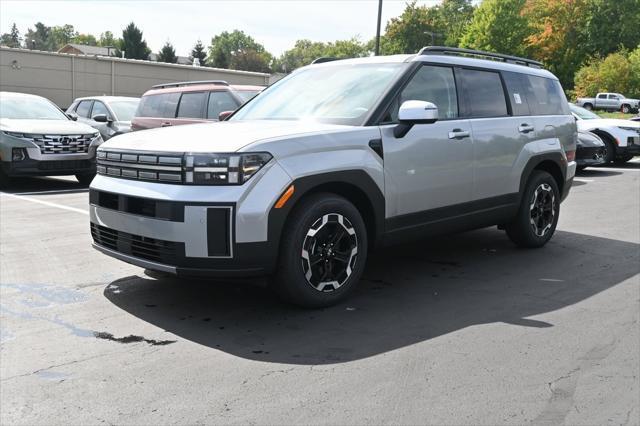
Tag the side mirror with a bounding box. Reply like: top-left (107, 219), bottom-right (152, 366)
top-left (394, 100), bottom-right (439, 138)
top-left (92, 114), bottom-right (111, 123)
top-left (66, 112), bottom-right (78, 121)
top-left (218, 110), bottom-right (234, 121)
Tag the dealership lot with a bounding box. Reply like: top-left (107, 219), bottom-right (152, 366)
top-left (1, 162), bottom-right (639, 425)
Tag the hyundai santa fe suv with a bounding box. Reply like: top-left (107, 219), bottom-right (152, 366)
top-left (90, 47), bottom-right (577, 307)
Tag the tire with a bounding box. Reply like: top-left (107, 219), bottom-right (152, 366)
top-left (621, 104), bottom-right (631, 114)
top-left (505, 170), bottom-right (560, 248)
top-left (273, 193), bottom-right (368, 308)
top-left (75, 173), bottom-right (95, 186)
top-left (601, 139), bottom-right (616, 164)
top-left (584, 103), bottom-right (593, 111)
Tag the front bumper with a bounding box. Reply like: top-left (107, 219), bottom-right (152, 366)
top-left (618, 142), bottom-right (640, 157)
top-left (576, 146), bottom-right (606, 167)
top-left (88, 163), bottom-right (291, 277)
top-left (1, 158), bottom-right (95, 177)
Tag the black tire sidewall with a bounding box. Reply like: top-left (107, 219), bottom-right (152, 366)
top-left (506, 171), bottom-right (560, 248)
top-left (275, 193), bottom-right (368, 308)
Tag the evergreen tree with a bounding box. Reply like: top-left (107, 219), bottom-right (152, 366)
top-left (190, 39), bottom-right (207, 65)
top-left (121, 22), bottom-right (150, 60)
top-left (157, 41), bottom-right (177, 63)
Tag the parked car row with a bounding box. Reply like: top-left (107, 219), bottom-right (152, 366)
top-left (0, 80), bottom-right (263, 187)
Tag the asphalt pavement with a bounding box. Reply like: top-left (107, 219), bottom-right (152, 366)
top-left (1, 161), bottom-right (639, 425)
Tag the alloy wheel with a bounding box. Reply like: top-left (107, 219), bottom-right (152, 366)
top-left (301, 213), bottom-right (358, 292)
top-left (529, 183), bottom-right (556, 237)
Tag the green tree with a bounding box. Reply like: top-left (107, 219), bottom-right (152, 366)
top-left (72, 33), bottom-right (97, 46)
top-left (157, 41), bottom-right (177, 63)
top-left (24, 22), bottom-right (54, 50)
top-left (574, 48), bottom-right (640, 99)
top-left (51, 24), bottom-right (77, 49)
top-left (380, 1), bottom-right (441, 54)
top-left (97, 31), bottom-right (119, 47)
top-left (190, 39), bottom-right (207, 65)
top-left (0, 23), bottom-right (21, 48)
top-left (460, 0), bottom-right (531, 56)
top-left (121, 22), bottom-right (150, 60)
top-left (434, 0), bottom-right (475, 47)
top-left (208, 30), bottom-right (272, 72)
top-left (582, 0), bottom-right (640, 58)
top-left (274, 38), bottom-right (369, 73)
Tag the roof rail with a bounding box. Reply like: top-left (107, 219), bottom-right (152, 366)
top-left (311, 57), bottom-right (338, 65)
top-left (151, 80), bottom-right (230, 89)
top-left (418, 46), bottom-right (543, 68)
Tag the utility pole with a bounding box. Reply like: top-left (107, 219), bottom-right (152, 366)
top-left (374, 0), bottom-right (383, 56)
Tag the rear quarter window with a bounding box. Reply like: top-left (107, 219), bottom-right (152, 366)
top-left (502, 72), bottom-right (531, 116)
top-left (521, 75), bottom-right (569, 115)
top-left (137, 93), bottom-right (180, 118)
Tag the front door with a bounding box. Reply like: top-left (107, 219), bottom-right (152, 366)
top-left (380, 64), bottom-right (474, 227)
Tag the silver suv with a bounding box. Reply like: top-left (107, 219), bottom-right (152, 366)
top-left (90, 47), bottom-right (577, 307)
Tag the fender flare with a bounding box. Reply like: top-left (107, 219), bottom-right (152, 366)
top-left (267, 170), bottom-right (385, 250)
top-left (518, 152), bottom-right (566, 200)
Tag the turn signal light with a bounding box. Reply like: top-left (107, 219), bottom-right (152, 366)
top-left (275, 185), bottom-right (295, 209)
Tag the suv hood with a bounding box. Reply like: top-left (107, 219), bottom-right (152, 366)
top-left (101, 120), bottom-right (352, 153)
top-left (0, 118), bottom-right (98, 134)
top-left (576, 118), bottom-right (640, 129)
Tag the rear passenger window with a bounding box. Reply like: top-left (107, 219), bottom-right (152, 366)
top-left (521, 75), bottom-right (568, 115)
top-left (137, 93), bottom-right (180, 118)
top-left (177, 92), bottom-right (206, 118)
top-left (502, 72), bottom-right (531, 116)
top-left (207, 91), bottom-right (238, 120)
top-left (76, 100), bottom-right (93, 118)
top-left (459, 69), bottom-right (508, 117)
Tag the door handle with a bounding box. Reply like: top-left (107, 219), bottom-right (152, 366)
top-left (160, 122), bottom-right (172, 127)
top-left (448, 129), bottom-right (470, 139)
top-left (518, 124), bottom-right (534, 133)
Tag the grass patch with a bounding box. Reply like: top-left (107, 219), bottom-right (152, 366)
top-left (597, 111), bottom-right (637, 120)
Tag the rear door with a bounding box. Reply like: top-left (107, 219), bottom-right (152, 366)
top-left (206, 91), bottom-right (241, 120)
top-left (172, 91), bottom-right (208, 126)
top-left (458, 68), bottom-right (525, 201)
top-left (380, 64), bottom-right (474, 225)
top-left (595, 93), bottom-right (608, 109)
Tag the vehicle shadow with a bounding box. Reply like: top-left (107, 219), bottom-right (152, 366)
top-left (599, 161), bottom-right (640, 170)
top-left (103, 228), bottom-right (639, 365)
top-left (576, 169), bottom-right (622, 177)
top-left (1, 176), bottom-right (88, 194)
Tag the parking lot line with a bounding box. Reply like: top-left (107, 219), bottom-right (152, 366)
top-left (11, 188), bottom-right (89, 196)
top-left (0, 192), bottom-right (88, 215)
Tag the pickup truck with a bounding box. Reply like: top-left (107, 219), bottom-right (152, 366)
top-left (576, 93), bottom-right (640, 113)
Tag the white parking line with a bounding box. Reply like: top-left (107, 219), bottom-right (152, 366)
top-left (0, 192), bottom-right (88, 215)
top-left (574, 178), bottom-right (594, 183)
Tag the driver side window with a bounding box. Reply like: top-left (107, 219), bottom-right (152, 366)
top-left (383, 65), bottom-right (458, 123)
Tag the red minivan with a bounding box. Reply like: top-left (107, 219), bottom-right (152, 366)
top-left (131, 80), bottom-right (263, 131)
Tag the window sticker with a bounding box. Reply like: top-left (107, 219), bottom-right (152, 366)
top-left (514, 93), bottom-right (522, 104)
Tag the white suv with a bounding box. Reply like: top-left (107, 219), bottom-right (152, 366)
top-left (90, 47), bottom-right (577, 307)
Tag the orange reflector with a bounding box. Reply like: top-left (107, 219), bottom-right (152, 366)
top-left (275, 185), bottom-right (295, 209)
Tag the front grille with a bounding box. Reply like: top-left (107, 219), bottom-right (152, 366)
top-left (37, 159), bottom-right (93, 171)
top-left (91, 223), bottom-right (181, 264)
top-left (97, 150), bottom-right (183, 183)
top-left (576, 146), bottom-right (604, 161)
top-left (19, 134), bottom-right (96, 154)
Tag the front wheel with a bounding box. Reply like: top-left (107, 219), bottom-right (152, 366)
top-left (273, 193), bottom-right (368, 308)
top-left (621, 104), bottom-right (631, 114)
top-left (75, 173), bottom-right (95, 186)
top-left (505, 171), bottom-right (560, 248)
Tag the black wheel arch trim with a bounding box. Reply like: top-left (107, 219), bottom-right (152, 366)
top-left (518, 152), bottom-right (568, 202)
top-left (267, 170), bottom-right (386, 253)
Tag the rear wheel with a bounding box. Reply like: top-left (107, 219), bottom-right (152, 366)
top-left (75, 173), bottom-right (95, 186)
top-left (273, 193), bottom-right (367, 308)
top-left (584, 103), bottom-right (593, 111)
top-left (506, 170), bottom-right (560, 248)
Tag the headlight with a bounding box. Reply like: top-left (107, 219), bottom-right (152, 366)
top-left (184, 152), bottom-right (272, 185)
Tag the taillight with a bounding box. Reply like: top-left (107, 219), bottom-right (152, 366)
top-left (565, 150), bottom-right (576, 162)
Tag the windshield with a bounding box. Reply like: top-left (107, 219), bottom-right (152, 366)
top-left (1, 96), bottom-right (68, 120)
top-left (235, 90), bottom-right (260, 103)
top-left (109, 100), bottom-right (139, 122)
top-left (231, 63), bottom-right (406, 126)
top-left (570, 104), bottom-right (601, 120)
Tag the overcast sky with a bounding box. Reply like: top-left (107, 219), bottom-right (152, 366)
top-left (0, 0), bottom-right (442, 57)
